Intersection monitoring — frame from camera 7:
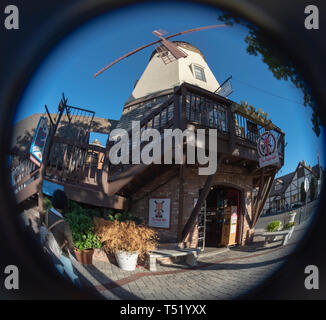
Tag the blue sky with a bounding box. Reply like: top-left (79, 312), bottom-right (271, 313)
top-left (15, 1), bottom-right (325, 177)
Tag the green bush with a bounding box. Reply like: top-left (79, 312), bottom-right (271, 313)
top-left (73, 229), bottom-right (101, 251)
top-left (43, 196), bottom-right (52, 211)
top-left (266, 220), bottom-right (282, 232)
top-left (67, 200), bottom-right (102, 218)
top-left (65, 203), bottom-right (101, 251)
top-left (107, 210), bottom-right (142, 225)
top-left (283, 222), bottom-right (296, 230)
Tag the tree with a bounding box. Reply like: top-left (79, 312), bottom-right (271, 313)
top-left (310, 176), bottom-right (317, 201)
top-left (218, 13), bottom-right (321, 136)
top-left (300, 181), bottom-right (306, 203)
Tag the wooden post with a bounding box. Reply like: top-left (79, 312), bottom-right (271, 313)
top-left (181, 154), bottom-right (223, 243)
top-left (252, 167), bottom-right (265, 225)
top-left (37, 98), bottom-right (65, 216)
top-left (37, 162), bottom-right (45, 215)
top-left (177, 159), bottom-right (185, 242)
top-left (252, 170), bottom-right (277, 227)
top-left (173, 86), bottom-right (181, 129)
top-left (228, 105), bottom-right (235, 153)
top-left (173, 85), bottom-right (187, 130)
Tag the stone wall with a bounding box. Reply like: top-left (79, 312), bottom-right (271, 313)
top-left (131, 163), bottom-right (255, 248)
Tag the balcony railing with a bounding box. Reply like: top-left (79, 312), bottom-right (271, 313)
top-left (107, 82), bottom-right (284, 178)
top-left (11, 82), bottom-right (285, 205)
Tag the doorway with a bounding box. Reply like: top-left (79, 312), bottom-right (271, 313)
top-left (204, 186), bottom-right (241, 247)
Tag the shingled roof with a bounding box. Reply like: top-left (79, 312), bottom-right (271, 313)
top-left (269, 171), bottom-right (296, 197)
top-left (269, 161), bottom-right (322, 198)
top-left (116, 89), bottom-right (174, 132)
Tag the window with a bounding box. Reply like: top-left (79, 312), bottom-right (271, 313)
top-left (193, 65), bottom-right (206, 82)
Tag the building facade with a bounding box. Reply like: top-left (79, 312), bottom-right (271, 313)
top-left (261, 160), bottom-right (323, 215)
top-left (12, 41), bottom-right (285, 250)
top-left (110, 41), bottom-right (285, 249)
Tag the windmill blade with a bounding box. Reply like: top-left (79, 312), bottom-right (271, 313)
top-left (94, 39), bottom-right (163, 78)
top-left (166, 24), bottom-right (228, 38)
top-left (153, 30), bottom-right (187, 59)
top-left (94, 24), bottom-right (227, 78)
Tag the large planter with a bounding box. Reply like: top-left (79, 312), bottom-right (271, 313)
top-left (74, 248), bottom-right (94, 265)
top-left (285, 212), bottom-right (296, 224)
top-left (115, 250), bottom-right (139, 271)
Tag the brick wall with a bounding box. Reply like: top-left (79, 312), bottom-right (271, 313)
top-left (131, 164), bottom-right (254, 248)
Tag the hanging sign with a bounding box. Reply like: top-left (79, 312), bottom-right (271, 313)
top-left (30, 116), bottom-right (49, 167)
top-left (149, 198), bottom-right (170, 229)
top-left (257, 131), bottom-right (279, 168)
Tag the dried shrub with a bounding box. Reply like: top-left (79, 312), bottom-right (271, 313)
top-left (94, 218), bottom-right (158, 259)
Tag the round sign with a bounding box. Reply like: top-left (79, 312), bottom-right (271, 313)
top-left (257, 131), bottom-right (277, 157)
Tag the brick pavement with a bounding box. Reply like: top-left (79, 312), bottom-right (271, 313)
top-left (71, 217), bottom-right (312, 300)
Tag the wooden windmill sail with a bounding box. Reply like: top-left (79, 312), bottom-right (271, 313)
top-left (94, 24), bottom-right (227, 78)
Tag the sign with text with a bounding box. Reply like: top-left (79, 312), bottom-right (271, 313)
top-left (149, 198), bottom-right (170, 229)
top-left (30, 116), bottom-right (49, 167)
top-left (257, 131), bottom-right (279, 168)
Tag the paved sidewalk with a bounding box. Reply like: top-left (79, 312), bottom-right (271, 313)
top-left (72, 217), bottom-right (312, 300)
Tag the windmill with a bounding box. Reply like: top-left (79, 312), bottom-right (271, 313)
top-left (94, 24), bottom-right (227, 78)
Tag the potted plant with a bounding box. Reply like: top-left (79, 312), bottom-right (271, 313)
top-left (283, 221), bottom-right (296, 239)
top-left (265, 220), bottom-right (282, 241)
top-left (73, 228), bottom-right (101, 265)
top-left (286, 211), bottom-right (296, 224)
top-left (94, 218), bottom-right (158, 271)
top-left (65, 203), bottom-right (101, 265)
top-left (265, 220), bottom-right (282, 232)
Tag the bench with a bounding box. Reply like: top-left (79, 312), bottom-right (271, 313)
top-left (259, 227), bottom-right (295, 246)
top-left (148, 248), bottom-right (200, 272)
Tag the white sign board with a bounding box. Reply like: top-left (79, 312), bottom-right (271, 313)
top-left (149, 198), bottom-right (170, 229)
top-left (304, 178), bottom-right (309, 192)
top-left (30, 116), bottom-right (49, 167)
top-left (257, 131), bottom-right (280, 168)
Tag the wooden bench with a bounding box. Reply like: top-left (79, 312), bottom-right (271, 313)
top-left (148, 248), bottom-right (200, 272)
top-left (259, 227), bottom-right (295, 246)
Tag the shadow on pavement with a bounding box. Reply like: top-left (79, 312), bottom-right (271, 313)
top-left (230, 241), bottom-right (284, 253)
top-left (79, 264), bottom-right (142, 300)
top-left (159, 252), bottom-right (289, 272)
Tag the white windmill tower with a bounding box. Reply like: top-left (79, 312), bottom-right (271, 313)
top-left (94, 25), bottom-right (233, 132)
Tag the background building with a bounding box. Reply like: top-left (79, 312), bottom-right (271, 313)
top-left (261, 160), bottom-right (323, 215)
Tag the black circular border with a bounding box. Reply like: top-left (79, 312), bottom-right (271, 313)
top-left (1, 0), bottom-right (326, 300)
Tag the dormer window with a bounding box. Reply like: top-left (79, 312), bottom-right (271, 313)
top-left (193, 64), bottom-right (206, 82)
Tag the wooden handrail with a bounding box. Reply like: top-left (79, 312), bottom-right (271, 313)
top-left (12, 168), bottom-right (40, 190)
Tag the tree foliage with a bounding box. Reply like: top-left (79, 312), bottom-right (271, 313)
top-left (218, 13), bottom-right (321, 136)
top-left (310, 176), bottom-right (317, 201)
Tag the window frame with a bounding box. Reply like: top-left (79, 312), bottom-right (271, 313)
top-left (192, 64), bottom-right (207, 82)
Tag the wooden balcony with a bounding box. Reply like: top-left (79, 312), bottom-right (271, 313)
top-left (107, 82), bottom-right (285, 183)
top-left (12, 82), bottom-right (284, 210)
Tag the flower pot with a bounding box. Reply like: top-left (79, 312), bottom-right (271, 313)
top-left (284, 212), bottom-right (296, 224)
top-left (74, 248), bottom-right (94, 265)
top-left (115, 250), bottom-right (139, 271)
